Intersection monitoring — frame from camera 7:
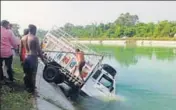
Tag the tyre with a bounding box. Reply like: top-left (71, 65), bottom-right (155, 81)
top-left (43, 65), bottom-right (65, 84)
top-left (43, 66), bottom-right (59, 83)
top-left (54, 72), bottom-right (65, 84)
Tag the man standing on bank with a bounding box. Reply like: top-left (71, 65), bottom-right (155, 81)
top-left (20, 24), bottom-right (45, 93)
top-left (19, 28), bottom-right (29, 65)
top-left (0, 20), bottom-right (18, 84)
top-left (3, 23), bottom-right (20, 79)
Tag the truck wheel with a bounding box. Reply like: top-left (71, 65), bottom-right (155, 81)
top-left (43, 66), bottom-right (59, 83)
top-left (54, 71), bottom-right (65, 84)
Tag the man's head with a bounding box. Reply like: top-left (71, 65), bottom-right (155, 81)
top-left (28, 24), bottom-right (37, 35)
top-left (8, 24), bottom-right (13, 29)
top-left (23, 29), bottom-right (29, 35)
top-left (1, 20), bottom-right (10, 29)
top-left (75, 48), bottom-right (80, 52)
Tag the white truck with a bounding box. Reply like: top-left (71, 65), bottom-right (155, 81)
top-left (41, 26), bottom-right (117, 100)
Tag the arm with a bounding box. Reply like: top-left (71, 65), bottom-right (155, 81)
top-left (19, 39), bottom-right (23, 61)
top-left (36, 37), bottom-right (45, 63)
top-left (9, 30), bottom-right (18, 49)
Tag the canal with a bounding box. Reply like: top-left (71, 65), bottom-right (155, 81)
top-left (75, 45), bottom-right (176, 110)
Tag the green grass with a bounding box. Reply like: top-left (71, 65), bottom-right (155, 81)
top-left (1, 56), bottom-right (35, 110)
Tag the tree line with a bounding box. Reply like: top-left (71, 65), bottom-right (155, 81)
top-left (10, 24), bottom-right (47, 41)
top-left (10, 12), bottom-right (176, 39)
top-left (61, 13), bottom-right (176, 38)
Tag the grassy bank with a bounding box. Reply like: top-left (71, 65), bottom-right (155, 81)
top-left (0, 57), bottom-right (35, 110)
top-left (78, 37), bottom-right (176, 41)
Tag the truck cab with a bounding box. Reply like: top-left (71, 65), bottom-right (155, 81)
top-left (81, 64), bottom-right (116, 98)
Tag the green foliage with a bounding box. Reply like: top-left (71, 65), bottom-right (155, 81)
top-left (10, 23), bottom-right (47, 41)
top-left (114, 12), bottom-right (139, 26)
top-left (36, 29), bottom-right (48, 41)
top-left (58, 13), bottom-right (176, 39)
top-left (11, 13), bottom-right (176, 40)
top-left (11, 23), bottom-right (21, 37)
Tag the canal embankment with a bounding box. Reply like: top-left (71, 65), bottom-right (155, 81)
top-left (71, 40), bottom-right (176, 47)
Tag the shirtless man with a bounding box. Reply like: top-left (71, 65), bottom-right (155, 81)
top-left (72, 49), bottom-right (85, 81)
top-left (19, 29), bottom-right (29, 64)
top-left (20, 24), bottom-right (44, 93)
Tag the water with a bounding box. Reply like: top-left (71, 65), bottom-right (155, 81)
top-left (76, 45), bottom-right (176, 110)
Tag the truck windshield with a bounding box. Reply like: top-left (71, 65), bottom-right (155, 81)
top-left (99, 74), bottom-right (113, 90)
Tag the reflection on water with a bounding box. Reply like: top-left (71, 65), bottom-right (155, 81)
top-left (89, 45), bottom-right (176, 67)
top-left (76, 45), bottom-right (176, 110)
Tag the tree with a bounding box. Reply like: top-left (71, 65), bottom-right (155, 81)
top-left (124, 26), bottom-right (135, 37)
top-left (146, 22), bottom-right (155, 37)
top-left (114, 12), bottom-right (139, 26)
top-left (11, 23), bottom-right (21, 37)
top-left (57, 12), bottom-right (175, 38)
top-left (36, 29), bottom-right (47, 41)
top-left (114, 25), bottom-right (124, 37)
top-left (63, 23), bottom-right (74, 33)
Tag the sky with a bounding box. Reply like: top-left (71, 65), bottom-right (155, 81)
top-left (1, 1), bottom-right (176, 34)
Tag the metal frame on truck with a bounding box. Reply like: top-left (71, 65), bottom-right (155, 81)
top-left (41, 26), bottom-right (117, 99)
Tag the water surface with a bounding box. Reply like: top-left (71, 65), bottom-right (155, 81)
top-left (76, 45), bottom-right (176, 110)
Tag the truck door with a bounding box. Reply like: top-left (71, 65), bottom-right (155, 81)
top-left (81, 70), bottom-right (113, 97)
top-left (96, 74), bottom-right (113, 94)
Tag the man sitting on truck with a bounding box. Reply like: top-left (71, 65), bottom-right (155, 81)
top-left (72, 49), bottom-right (86, 81)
